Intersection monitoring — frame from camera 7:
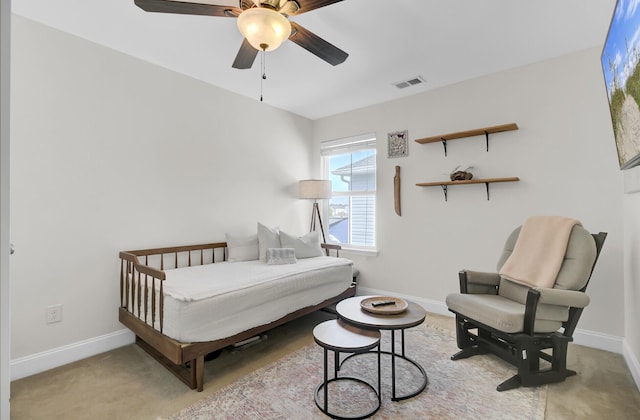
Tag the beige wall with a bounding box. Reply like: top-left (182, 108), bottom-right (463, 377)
top-left (313, 47), bottom-right (626, 338)
top-left (9, 14), bottom-right (638, 387)
top-left (9, 16), bottom-right (314, 358)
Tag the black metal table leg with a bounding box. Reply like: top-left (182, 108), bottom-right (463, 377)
top-left (341, 329), bottom-right (428, 402)
top-left (391, 330), bottom-right (396, 400)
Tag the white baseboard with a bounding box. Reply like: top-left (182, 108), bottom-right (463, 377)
top-left (9, 290), bottom-right (637, 386)
top-left (572, 328), bottom-right (623, 353)
top-left (356, 286), bottom-right (624, 354)
top-left (10, 329), bottom-right (135, 381)
top-left (623, 339), bottom-right (640, 391)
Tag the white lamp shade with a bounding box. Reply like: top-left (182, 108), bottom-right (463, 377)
top-left (237, 8), bottom-right (292, 52)
top-left (299, 180), bottom-right (332, 199)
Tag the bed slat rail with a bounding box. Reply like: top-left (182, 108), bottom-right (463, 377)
top-left (321, 243), bottom-right (341, 257)
top-left (119, 242), bottom-right (228, 334)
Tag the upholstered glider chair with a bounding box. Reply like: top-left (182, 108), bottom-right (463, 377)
top-left (445, 217), bottom-right (607, 391)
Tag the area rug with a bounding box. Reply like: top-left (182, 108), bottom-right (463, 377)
top-left (168, 322), bottom-right (547, 419)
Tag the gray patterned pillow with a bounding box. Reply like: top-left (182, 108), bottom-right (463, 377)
top-left (266, 248), bottom-right (297, 265)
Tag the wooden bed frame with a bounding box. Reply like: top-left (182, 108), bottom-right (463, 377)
top-left (119, 242), bottom-right (355, 391)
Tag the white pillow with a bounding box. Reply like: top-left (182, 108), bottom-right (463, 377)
top-left (279, 230), bottom-right (323, 259)
top-left (225, 233), bottom-right (259, 262)
top-left (257, 222), bottom-right (280, 261)
top-left (266, 248), bottom-right (297, 265)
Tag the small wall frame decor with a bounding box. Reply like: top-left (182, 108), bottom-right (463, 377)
top-left (388, 130), bottom-right (409, 158)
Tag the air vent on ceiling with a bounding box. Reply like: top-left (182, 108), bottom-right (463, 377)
top-left (393, 76), bottom-right (426, 89)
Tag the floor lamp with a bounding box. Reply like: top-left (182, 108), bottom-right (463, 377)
top-left (299, 180), bottom-right (332, 243)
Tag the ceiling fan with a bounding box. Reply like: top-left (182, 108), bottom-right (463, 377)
top-left (134, 0), bottom-right (349, 69)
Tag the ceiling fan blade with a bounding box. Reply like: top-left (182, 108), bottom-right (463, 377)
top-left (232, 39), bottom-right (259, 69)
top-left (134, 0), bottom-right (242, 17)
top-left (287, 0), bottom-right (343, 15)
top-left (289, 22), bottom-right (348, 66)
top-left (240, 0), bottom-right (258, 10)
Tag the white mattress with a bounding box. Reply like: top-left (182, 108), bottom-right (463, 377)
top-left (150, 256), bottom-right (353, 343)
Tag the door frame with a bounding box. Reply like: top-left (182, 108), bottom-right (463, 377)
top-left (1, 0), bottom-right (11, 417)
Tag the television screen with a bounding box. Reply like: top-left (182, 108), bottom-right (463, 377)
top-left (602, 0), bottom-right (640, 170)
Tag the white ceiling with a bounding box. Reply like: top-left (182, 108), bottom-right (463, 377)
top-left (12, 0), bottom-right (617, 120)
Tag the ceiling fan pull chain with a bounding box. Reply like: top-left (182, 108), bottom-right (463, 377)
top-left (260, 44), bottom-right (267, 102)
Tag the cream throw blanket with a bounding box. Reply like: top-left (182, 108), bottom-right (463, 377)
top-left (499, 216), bottom-right (581, 289)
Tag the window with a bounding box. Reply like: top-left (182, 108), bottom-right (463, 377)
top-left (321, 134), bottom-right (376, 250)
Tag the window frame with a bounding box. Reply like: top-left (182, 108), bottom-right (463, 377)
top-left (320, 133), bottom-right (377, 252)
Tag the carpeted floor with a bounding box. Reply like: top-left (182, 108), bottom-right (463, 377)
top-left (10, 311), bottom-right (640, 419)
top-left (168, 321), bottom-right (546, 419)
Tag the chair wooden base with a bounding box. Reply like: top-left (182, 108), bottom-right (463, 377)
top-left (451, 314), bottom-right (575, 391)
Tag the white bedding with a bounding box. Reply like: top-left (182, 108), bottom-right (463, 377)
top-left (150, 256), bottom-right (353, 343)
top-left (162, 256), bottom-right (351, 301)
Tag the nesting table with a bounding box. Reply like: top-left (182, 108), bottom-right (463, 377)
top-left (313, 319), bottom-right (381, 419)
top-left (335, 296), bottom-right (428, 401)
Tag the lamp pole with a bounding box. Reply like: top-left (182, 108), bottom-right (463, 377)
top-left (311, 200), bottom-right (327, 243)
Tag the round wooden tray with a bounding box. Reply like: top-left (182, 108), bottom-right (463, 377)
top-left (360, 296), bottom-right (408, 315)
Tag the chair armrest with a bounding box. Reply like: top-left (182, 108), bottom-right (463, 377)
top-left (534, 287), bottom-right (590, 308)
top-left (463, 270), bottom-right (501, 286)
top-left (522, 288), bottom-right (590, 335)
top-left (523, 289), bottom-right (541, 335)
top-left (458, 270), bottom-right (500, 294)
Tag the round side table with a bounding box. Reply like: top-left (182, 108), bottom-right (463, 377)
top-left (313, 319), bottom-right (381, 419)
top-left (336, 296), bottom-right (428, 401)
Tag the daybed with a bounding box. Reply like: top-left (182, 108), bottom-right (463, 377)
top-left (119, 241), bottom-right (356, 391)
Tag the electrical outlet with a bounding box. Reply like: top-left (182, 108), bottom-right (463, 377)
top-left (46, 304), bottom-right (62, 324)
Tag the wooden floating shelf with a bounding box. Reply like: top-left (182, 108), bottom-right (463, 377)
top-left (416, 177), bottom-right (520, 187)
top-left (415, 123), bottom-right (518, 144)
top-left (414, 123), bottom-right (518, 156)
top-left (416, 177), bottom-right (520, 201)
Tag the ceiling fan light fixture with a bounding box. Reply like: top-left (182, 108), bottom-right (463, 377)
top-left (237, 8), bottom-right (292, 52)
